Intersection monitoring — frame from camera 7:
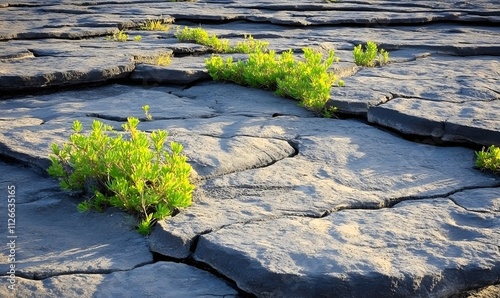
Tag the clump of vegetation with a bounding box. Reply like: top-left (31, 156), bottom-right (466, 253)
top-left (140, 19), bottom-right (171, 31)
top-left (229, 34), bottom-right (269, 54)
top-left (175, 26), bottom-right (268, 54)
top-left (135, 52), bottom-right (172, 66)
top-left (47, 112), bottom-right (195, 235)
top-left (175, 26), bottom-right (230, 52)
top-left (476, 145), bottom-right (500, 174)
top-left (106, 30), bottom-right (142, 42)
top-left (205, 48), bottom-right (342, 115)
top-left (107, 30), bottom-right (129, 42)
top-left (353, 41), bottom-right (389, 67)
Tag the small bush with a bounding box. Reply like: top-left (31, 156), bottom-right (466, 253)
top-left (353, 41), bottom-right (389, 66)
top-left (229, 34), bottom-right (270, 54)
top-left (205, 48), bottom-right (342, 115)
top-left (107, 30), bottom-right (128, 42)
top-left (135, 52), bottom-right (172, 66)
top-left (175, 26), bottom-right (268, 54)
top-left (47, 115), bottom-right (195, 235)
top-left (140, 19), bottom-right (171, 31)
top-left (476, 145), bottom-right (500, 173)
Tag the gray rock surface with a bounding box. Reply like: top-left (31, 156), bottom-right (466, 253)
top-left (0, 262), bottom-right (238, 298)
top-left (0, 162), bottom-right (153, 280)
top-left (194, 198), bottom-right (500, 297)
top-left (0, 0), bottom-right (499, 297)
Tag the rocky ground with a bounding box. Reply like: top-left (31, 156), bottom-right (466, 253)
top-left (0, 1), bottom-right (499, 297)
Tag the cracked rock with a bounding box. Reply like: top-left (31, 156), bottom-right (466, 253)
top-left (194, 199), bottom-right (500, 297)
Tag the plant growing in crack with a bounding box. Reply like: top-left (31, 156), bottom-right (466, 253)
top-left (140, 19), bottom-right (171, 31)
top-left (47, 112), bottom-right (195, 235)
top-left (353, 41), bottom-right (389, 67)
top-left (134, 52), bottom-right (173, 66)
top-left (175, 26), bottom-right (268, 53)
top-left (205, 48), bottom-right (343, 116)
top-left (475, 145), bottom-right (500, 174)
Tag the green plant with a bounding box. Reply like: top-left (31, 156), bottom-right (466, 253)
top-left (353, 41), bottom-right (389, 67)
top-left (205, 48), bottom-right (342, 115)
top-left (47, 115), bottom-right (195, 235)
top-left (134, 52), bottom-right (172, 66)
top-left (142, 104), bottom-right (153, 120)
top-left (140, 19), bottom-right (171, 31)
top-left (175, 27), bottom-right (268, 54)
top-left (476, 145), bottom-right (500, 173)
top-left (175, 26), bottom-right (230, 52)
top-left (107, 30), bottom-right (129, 42)
top-left (229, 34), bottom-right (269, 54)
top-left (134, 35), bottom-right (142, 42)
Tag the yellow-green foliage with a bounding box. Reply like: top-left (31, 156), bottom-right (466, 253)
top-left (140, 19), bottom-right (171, 31)
top-left (107, 30), bottom-right (128, 42)
top-left (205, 48), bottom-right (341, 114)
top-left (135, 52), bottom-right (172, 66)
top-left (353, 41), bottom-right (389, 66)
top-left (47, 115), bottom-right (195, 235)
top-left (175, 26), bottom-right (268, 54)
top-left (229, 34), bottom-right (270, 54)
top-left (476, 145), bottom-right (500, 173)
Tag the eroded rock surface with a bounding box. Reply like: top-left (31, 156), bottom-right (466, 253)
top-left (0, 1), bottom-right (499, 297)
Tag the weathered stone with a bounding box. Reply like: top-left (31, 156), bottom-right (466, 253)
top-left (450, 188), bottom-right (500, 213)
top-left (0, 162), bottom-right (153, 280)
top-left (149, 116), bottom-right (500, 258)
top-left (0, 262), bottom-right (238, 298)
top-left (194, 198), bottom-right (500, 297)
top-left (0, 56), bottom-right (134, 91)
top-left (131, 56), bottom-right (210, 85)
top-left (0, 0), bottom-right (499, 296)
top-left (367, 98), bottom-right (500, 146)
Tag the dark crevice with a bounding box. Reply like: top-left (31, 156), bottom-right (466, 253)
top-left (152, 253), bottom-right (255, 298)
top-left (387, 184), bottom-right (500, 209)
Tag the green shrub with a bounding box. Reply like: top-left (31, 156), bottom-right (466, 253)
top-left (205, 48), bottom-right (342, 115)
top-left (353, 41), bottom-right (389, 66)
top-left (140, 19), bottom-right (171, 31)
top-left (228, 34), bottom-right (270, 54)
top-left (175, 26), bottom-right (268, 54)
top-left (47, 115), bottom-right (195, 235)
top-left (107, 30), bottom-right (128, 42)
top-left (476, 145), bottom-right (500, 173)
top-left (134, 52), bottom-right (172, 66)
top-left (176, 26), bottom-right (230, 52)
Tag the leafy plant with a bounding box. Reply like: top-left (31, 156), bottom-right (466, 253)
top-left (353, 41), bottom-right (389, 67)
top-left (47, 114), bottom-right (195, 235)
top-left (205, 48), bottom-right (342, 115)
top-left (140, 19), bottom-right (171, 31)
top-left (142, 104), bottom-right (153, 120)
top-left (134, 35), bottom-right (142, 42)
top-left (134, 52), bottom-right (172, 66)
top-left (175, 26), bottom-right (268, 54)
top-left (229, 34), bottom-right (270, 54)
top-left (476, 145), bottom-right (500, 173)
top-left (107, 30), bottom-right (129, 42)
top-left (175, 26), bottom-right (230, 52)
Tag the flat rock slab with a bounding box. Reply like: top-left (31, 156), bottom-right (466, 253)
top-left (149, 116), bottom-right (500, 258)
top-left (1, 0), bottom-right (500, 297)
top-left (0, 162), bottom-right (153, 279)
top-left (0, 262), bottom-right (238, 298)
top-left (194, 198), bottom-right (500, 297)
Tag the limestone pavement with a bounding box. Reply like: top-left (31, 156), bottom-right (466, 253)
top-left (0, 1), bottom-right (499, 297)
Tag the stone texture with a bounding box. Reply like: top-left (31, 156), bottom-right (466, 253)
top-left (0, 0), bottom-right (499, 296)
top-left (194, 198), bottom-right (500, 297)
top-left (149, 116), bottom-right (500, 258)
top-left (0, 262), bottom-right (238, 298)
top-left (0, 162), bottom-right (153, 280)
